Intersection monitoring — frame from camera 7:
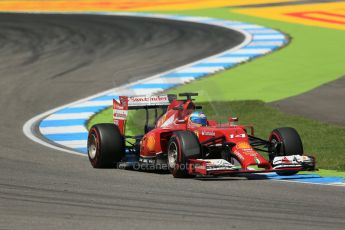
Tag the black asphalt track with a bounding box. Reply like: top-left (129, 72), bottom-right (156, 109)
top-left (270, 76), bottom-right (345, 126)
top-left (0, 13), bottom-right (344, 230)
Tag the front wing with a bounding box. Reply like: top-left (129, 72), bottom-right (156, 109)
top-left (188, 155), bottom-right (316, 176)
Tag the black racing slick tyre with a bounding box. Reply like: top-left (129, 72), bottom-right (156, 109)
top-left (87, 123), bottom-right (125, 168)
top-left (167, 131), bottom-right (201, 178)
top-left (269, 127), bottom-right (303, 176)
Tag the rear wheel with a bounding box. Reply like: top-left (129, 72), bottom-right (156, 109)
top-left (167, 131), bottom-right (201, 178)
top-left (269, 127), bottom-right (303, 176)
top-left (88, 123), bottom-right (125, 168)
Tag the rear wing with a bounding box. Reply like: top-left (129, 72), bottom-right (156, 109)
top-left (113, 95), bottom-right (176, 134)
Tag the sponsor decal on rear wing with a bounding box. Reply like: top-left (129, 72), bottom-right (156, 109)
top-left (127, 95), bottom-right (171, 107)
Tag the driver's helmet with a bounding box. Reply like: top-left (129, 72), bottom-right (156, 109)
top-left (189, 111), bottom-right (207, 127)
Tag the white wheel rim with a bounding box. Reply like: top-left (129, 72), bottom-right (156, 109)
top-left (168, 142), bottom-right (178, 169)
top-left (88, 135), bottom-right (97, 160)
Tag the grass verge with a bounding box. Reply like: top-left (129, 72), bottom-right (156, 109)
top-left (302, 169), bottom-right (345, 178)
top-left (154, 8), bottom-right (345, 102)
top-left (88, 100), bottom-right (345, 172)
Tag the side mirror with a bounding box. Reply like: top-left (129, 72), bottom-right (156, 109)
top-left (229, 117), bottom-right (238, 126)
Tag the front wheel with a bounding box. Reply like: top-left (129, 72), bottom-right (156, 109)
top-left (167, 131), bottom-right (201, 178)
top-left (269, 127), bottom-right (303, 176)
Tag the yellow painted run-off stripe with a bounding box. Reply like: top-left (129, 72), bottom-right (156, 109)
top-left (2, 1), bottom-right (345, 30)
top-left (0, 0), bottom-right (294, 12)
top-left (236, 2), bottom-right (345, 31)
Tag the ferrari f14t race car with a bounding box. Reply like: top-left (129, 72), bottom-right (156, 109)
top-left (87, 93), bottom-right (316, 178)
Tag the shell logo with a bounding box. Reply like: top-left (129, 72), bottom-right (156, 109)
top-left (146, 135), bottom-right (156, 151)
top-left (237, 142), bottom-right (252, 149)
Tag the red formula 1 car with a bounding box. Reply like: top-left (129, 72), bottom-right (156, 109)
top-left (87, 93), bottom-right (315, 178)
